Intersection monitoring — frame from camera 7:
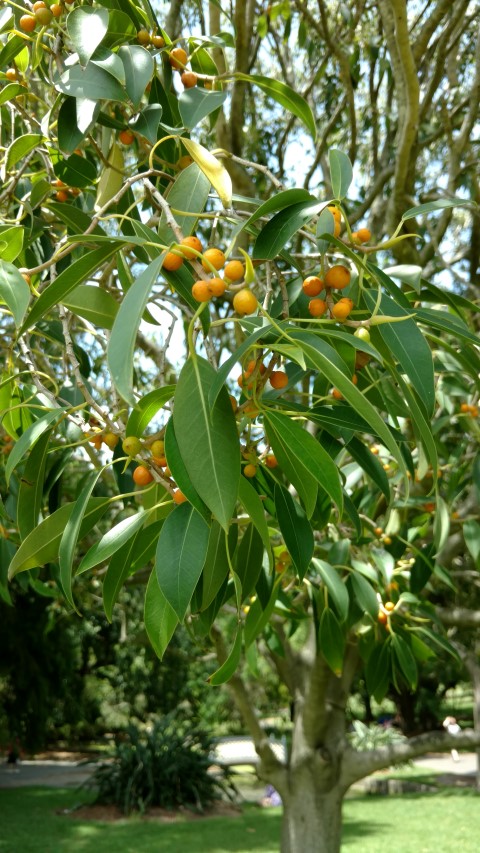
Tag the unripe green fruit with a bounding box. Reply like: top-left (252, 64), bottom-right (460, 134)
top-left (35, 7), bottom-right (53, 25)
top-left (122, 436), bottom-right (142, 456)
top-left (354, 327), bottom-right (371, 343)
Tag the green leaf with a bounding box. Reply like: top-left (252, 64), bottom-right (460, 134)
top-left (0, 226), bottom-right (23, 262)
top-left (6, 410), bottom-right (64, 486)
top-left (178, 88), bottom-right (227, 129)
top-left (274, 484), bottom-right (314, 579)
top-left (208, 323), bottom-right (276, 410)
top-left (464, 520), bottom-right (480, 563)
top-left (53, 152), bottom-right (97, 189)
top-left (118, 45), bottom-right (154, 107)
top-left (384, 264), bottom-right (422, 293)
top-left (16, 429), bottom-right (51, 541)
top-left (126, 387), bottom-right (175, 437)
top-left (173, 357), bottom-right (240, 530)
top-left (328, 149), bottom-right (353, 199)
top-left (346, 436), bottom-right (390, 501)
top-left (349, 571), bottom-right (379, 620)
top-left (157, 163), bottom-right (211, 244)
top-left (62, 285), bottom-right (118, 329)
top-left (402, 198), bottom-right (471, 221)
top-left (164, 417), bottom-right (210, 521)
top-left (416, 626), bottom-right (460, 662)
top-left (238, 477), bottom-right (272, 568)
top-left (180, 138), bottom-right (232, 208)
top-left (91, 47), bottom-right (126, 85)
top-left (265, 416), bottom-right (318, 518)
top-left (244, 579), bottom-right (281, 647)
top-left (242, 189), bottom-right (315, 232)
top-left (415, 307), bottom-right (480, 347)
top-left (319, 607), bottom-right (345, 675)
top-left (392, 634), bottom-right (418, 690)
top-left (0, 82), bottom-right (25, 106)
top-left (155, 503), bottom-right (210, 621)
top-left (363, 284), bottom-right (435, 417)
top-left (433, 495), bottom-right (450, 554)
top-left (107, 255), bottom-right (164, 405)
top-left (21, 243), bottom-right (120, 333)
top-left (264, 411), bottom-right (343, 513)
top-left (58, 97), bottom-right (98, 154)
top-left (102, 530), bottom-right (143, 622)
top-left (5, 134), bottom-right (42, 173)
top-left (66, 6), bottom-right (109, 65)
top-left (77, 512), bottom-right (148, 574)
top-left (313, 559), bottom-right (349, 622)
top-left (201, 522), bottom-right (233, 610)
top-left (365, 641), bottom-right (391, 702)
top-left (237, 73), bottom-right (316, 139)
top-left (0, 261), bottom-right (30, 327)
top-left (54, 63), bottom-right (128, 102)
top-left (144, 568), bottom-right (178, 660)
top-left (316, 207), bottom-right (336, 254)
top-left (253, 200), bottom-right (325, 260)
top-left (131, 104), bottom-right (162, 146)
top-left (409, 544), bottom-right (434, 594)
top-left (209, 625), bottom-right (243, 685)
top-left (236, 523), bottom-right (264, 602)
top-left (8, 497), bottom-right (109, 578)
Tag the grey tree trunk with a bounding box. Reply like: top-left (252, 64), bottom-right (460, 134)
top-left (280, 769), bottom-right (343, 853)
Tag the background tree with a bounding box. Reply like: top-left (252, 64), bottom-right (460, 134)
top-left (0, 1), bottom-right (479, 851)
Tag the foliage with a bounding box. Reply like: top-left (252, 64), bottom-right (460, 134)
top-left (86, 714), bottom-right (231, 814)
top-left (348, 720), bottom-right (406, 753)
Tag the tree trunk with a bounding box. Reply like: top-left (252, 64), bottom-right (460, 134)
top-left (280, 767), bottom-right (343, 853)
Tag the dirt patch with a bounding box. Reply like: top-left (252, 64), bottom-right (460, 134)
top-left (60, 800), bottom-right (242, 823)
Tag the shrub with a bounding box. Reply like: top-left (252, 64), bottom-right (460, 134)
top-left (87, 714), bottom-right (231, 815)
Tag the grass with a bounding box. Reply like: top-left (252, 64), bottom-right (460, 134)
top-left (0, 786), bottom-right (479, 853)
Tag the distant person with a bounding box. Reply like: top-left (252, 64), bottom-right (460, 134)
top-left (443, 715), bottom-right (461, 761)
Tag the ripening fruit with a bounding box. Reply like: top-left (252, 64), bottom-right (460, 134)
top-left (383, 536), bottom-right (392, 546)
top-left (224, 259), bottom-right (245, 281)
top-left (351, 231), bottom-right (360, 243)
top-left (103, 432), bottom-right (119, 450)
top-left (89, 434), bottom-right (103, 450)
top-left (331, 297), bottom-right (354, 321)
top-left (150, 440), bottom-right (165, 457)
top-left (352, 374), bottom-right (358, 385)
top-left (137, 29), bottom-right (151, 45)
top-left (152, 455), bottom-right (167, 467)
top-left (5, 68), bottom-right (18, 82)
top-left (169, 47), bottom-right (188, 69)
top-left (374, 526), bottom-right (383, 536)
top-left (233, 288), bottom-right (258, 315)
top-left (208, 277), bottom-right (226, 297)
top-left (356, 228), bottom-right (372, 243)
top-left (243, 402), bottom-right (260, 418)
top-left (152, 34), bottom-right (165, 48)
top-left (327, 205), bottom-right (342, 222)
top-left (246, 360), bottom-right (266, 375)
top-left (302, 276), bottom-right (324, 297)
top-left (173, 489), bottom-right (188, 504)
top-left (33, 1), bottom-right (46, 9)
top-left (55, 190), bottom-right (69, 203)
top-left (122, 436), bottom-right (143, 456)
top-left (192, 281), bottom-right (212, 302)
top-left (244, 463), bottom-right (257, 478)
top-left (162, 251), bottom-right (184, 271)
top-left (331, 388), bottom-right (343, 401)
top-left (378, 610), bottom-right (388, 625)
top-left (21, 273), bottom-right (31, 287)
top-left (35, 7), bottom-right (53, 25)
top-left (325, 265), bottom-right (351, 290)
top-left (333, 220), bottom-right (341, 238)
top-left (265, 454), bottom-right (278, 468)
top-left (50, 4), bottom-right (63, 17)
top-left (19, 14), bottom-right (36, 32)
top-left (177, 155), bottom-right (194, 169)
top-left (229, 395), bottom-right (238, 413)
top-left (180, 235), bottom-right (203, 259)
top-left (354, 327), bottom-right (371, 343)
top-left (133, 465), bottom-right (154, 486)
top-left (202, 247), bottom-right (226, 271)
top-left (119, 129), bottom-right (135, 145)
top-left (308, 298), bottom-right (327, 317)
top-left (384, 601), bottom-right (395, 612)
top-left (270, 371), bottom-right (288, 390)
top-left (181, 71), bottom-right (198, 88)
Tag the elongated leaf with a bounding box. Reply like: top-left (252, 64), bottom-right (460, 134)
top-left (209, 626), bottom-right (243, 685)
top-left (274, 484), bottom-right (314, 579)
top-left (319, 608), bottom-right (345, 675)
top-left (464, 520), bottom-right (480, 563)
top-left (316, 207), bottom-right (336, 254)
top-left (21, 244), bottom-right (120, 333)
top-left (253, 200), bottom-right (325, 260)
top-left (118, 45), bottom-right (154, 107)
top-left (108, 255), bottom-right (164, 404)
top-left (62, 285), bottom-right (118, 329)
top-left (433, 494), bottom-right (450, 554)
top-left (94, 142), bottom-right (124, 211)
top-left (0, 261), bottom-right (30, 328)
top-left (313, 559), bottom-right (349, 622)
top-left (236, 523), bottom-right (264, 602)
top-left (144, 568), bottom-right (178, 660)
top-left (365, 641), bottom-right (391, 702)
top-left (67, 6), bottom-right (109, 65)
top-left (329, 149), bottom-right (353, 199)
top-left (54, 152), bottom-right (97, 189)
top-left (180, 138), bottom-right (232, 208)
top-left (363, 285), bottom-right (435, 417)
top-left (0, 226), bottom-right (23, 263)
top-left (5, 134), bottom-right (42, 172)
top-left (392, 634), bottom-right (418, 690)
top-left (155, 503), bottom-right (210, 621)
top-left (201, 522), bottom-right (234, 610)
top-left (8, 498), bottom-right (109, 578)
top-left (164, 417), bottom-right (210, 521)
top-left (77, 512), bottom-right (148, 574)
top-left (54, 63), bottom-right (128, 102)
top-left (238, 476), bottom-right (272, 567)
top-left (349, 571), bottom-right (379, 620)
top-left (245, 578), bottom-right (281, 647)
top-left (242, 189), bottom-right (314, 233)
top-left (6, 410), bottom-right (64, 485)
top-left (0, 82), bottom-right (25, 106)
top-left (265, 411), bottom-right (343, 513)
top-left (16, 429), bottom-right (51, 541)
top-left (415, 307), bottom-right (480, 347)
top-left (237, 73), bottom-right (316, 139)
top-left (402, 198), bottom-right (471, 221)
top-left (58, 97), bottom-right (94, 153)
top-left (265, 417), bottom-right (318, 518)
top-left (130, 103), bottom-right (162, 145)
top-left (346, 436), bottom-right (390, 500)
top-left (103, 530), bottom-right (142, 621)
top-left (58, 468), bottom-right (105, 608)
top-left (126, 386), bottom-right (175, 437)
top-left (157, 162), bottom-right (211, 243)
top-left (208, 323), bottom-right (276, 410)
top-left (173, 357), bottom-right (240, 530)
top-left (178, 87), bottom-right (227, 129)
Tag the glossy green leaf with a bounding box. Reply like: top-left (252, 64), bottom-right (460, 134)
top-left (66, 6), bottom-right (109, 65)
top-left (392, 634), bottom-right (418, 690)
top-left (415, 307), bottom-right (480, 347)
top-left (0, 261), bottom-right (30, 328)
top-left (16, 429), bottom-right (51, 541)
top-left (0, 82), bottom-right (25, 106)
top-left (319, 607), bottom-right (345, 675)
top-left (54, 63), bottom-right (128, 102)
top-left (131, 104), bottom-right (162, 145)
top-left (53, 152), bottom-right (97, 188)
top-left (244, 579), bottom-right (281, 647)
top-left (238, 477), bottom-right (272, 567)
top-left (329, 149), bottom-right (353, 199)
top-left (118, 45), bottom-right (154, 106)
top-left (433, 495), bottom-right (450, 554)
top-left (384, 264), bottom-right (422, 292)
top-left (21, 243), bottom-right (120, 333)
top-left (107, 255), bottom-right (164, 405)
top-left (173, 357), bottom-right (240, 530)
top-left (265, 411), bottom-right (343, 513)
top-left (164, 418), bottom-right (210, 521)
top-left (5, 134), bottom-right (42, 172)
top-left (242, 189), bottom-right (315, 232)
top-left (125, 386), bottom-right (175, 438)
top-left (208, 323), bottom-right (276, 410)
top-left (180, 138), bottom-right (232, 208)
top-left (62, 285), bottom-right (118, 329)
top-left (91, 47), bottom-right (126, 85)
top-left (415, 626), bottom-right (460, 662)
top-left (58, 467), bottom-right (105, 609)
top-left (5, 410), bottom-right (64, 485)
top-left (144, 568), bottom-right (178, 660)
top-left (77, 511), bottom-right (148, 574)
top-left (346, 436), bottom-right (390, 501)
top-left (8, 497), bottom-right (109, 579)
top-left (236, 523), bottom-right (264, 602)
top-left (313, 559), bottom-right (349, 622)
top-left (253, 200), bottom-right (324, 260)
top-left (316, 207), bottom-right (336, 254)
top-left (157, 163), bottom-right (211, 244)
top-left (102, 530), bottom-right (142, 622)
top-left (265, 416), bottom-right (317, 518)
top-left (349, 571), bottom-right (379, 620)
top-left (365, 641), bottom-right (391, 702)
top-left (402, 198), bottom-right (471, 221)
top-left (201, 522), bottom-right (233, 610)
top-left (179, 88), bottom-right (227, 129)
top-left (464, 520), bottom-right (480, 563)
top-left (237, 73), bottom-right (316, 139)
top-left (155, 503), bottom-right (210, 621)
top-left (274, 484), bottom-right (314, 579)
top-left (58, 97), bottom-right (96, 153)
top-left (209, 626), bottom-right (243, 685)
top-left (0, 226), bottom-right (23, 262)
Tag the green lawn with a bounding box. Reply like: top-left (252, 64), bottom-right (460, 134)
top-left (0, 787), bottom-right (479, 852)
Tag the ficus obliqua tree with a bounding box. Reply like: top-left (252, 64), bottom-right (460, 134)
top-left (1, 1), bottom-right (480, 851)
